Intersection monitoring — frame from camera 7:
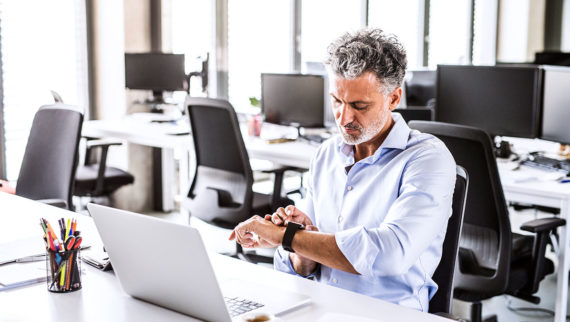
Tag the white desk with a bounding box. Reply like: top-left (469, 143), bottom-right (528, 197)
top-left (84, 117), bottom-right (570, 320)
top-left (0, 193), bottom-right (450, 321)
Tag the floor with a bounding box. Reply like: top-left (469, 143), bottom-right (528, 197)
top-left (138, 176), bottom-right (567, 322)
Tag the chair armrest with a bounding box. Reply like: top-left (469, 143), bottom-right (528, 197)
top-left (36, 199), bottom-right (68, 209)
top-left (520, 217), bottom-right (566, 294)
top-left (86, 139), bottom-right (123, 149)
top-left (432, 312), bottom-right (467, 322)
top-left (82, 139), bottom-right (123, 194)
top-left (520, 217), bottom-right (566, 233)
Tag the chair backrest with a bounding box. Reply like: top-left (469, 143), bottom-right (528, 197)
top-left (409, 121), bottom-right (512, 296)
top-left (394, 107), bottom-right (433, 123)
top-left (429, 165), bottom-right (468, 314)
top-left (184, 98), bottom-right (254, 228)
top-left (16, 104), bottom-right (84, 209)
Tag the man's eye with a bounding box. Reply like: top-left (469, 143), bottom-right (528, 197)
top-left (351, 104), bottom-right (368, 110)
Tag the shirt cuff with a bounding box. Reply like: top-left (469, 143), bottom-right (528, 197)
top-left (274, 246), bottom-right (318, 279)
top-left (335, 226), bottom-right (380, 277)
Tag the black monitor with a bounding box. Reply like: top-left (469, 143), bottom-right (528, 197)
top-left (541, 66), bottom-right (570, 144)
top-left (435, 65), bottom-right (542, 138)
top-left (534, 52), bottom-right (570, 67)
top-left (261, 73), bottom-right (325, 128)
top-left (405, 70), bottom-right (436, 107)
top-left (125, 53), bottom-right (187, 101)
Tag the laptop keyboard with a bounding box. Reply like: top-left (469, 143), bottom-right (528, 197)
top-left (224, 296), bottom-right (264, 317)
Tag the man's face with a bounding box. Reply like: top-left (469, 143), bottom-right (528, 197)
top-left (329, 71), bottom-right (401, 145)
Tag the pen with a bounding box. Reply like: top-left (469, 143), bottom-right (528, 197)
top-left (16, 255), bottom-right (47, 263)
top-left (560, 179), bottom-right (570, 183)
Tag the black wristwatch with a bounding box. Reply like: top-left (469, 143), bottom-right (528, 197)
top-left (282, 222), bottom-right (304, 253)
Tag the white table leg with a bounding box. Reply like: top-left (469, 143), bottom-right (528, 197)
top-left (555, 199), bottom-right (569, 322)
top-left (178, 149), bottom-right (191, 220)
top-left (161, 148), bottom-right (175, 212)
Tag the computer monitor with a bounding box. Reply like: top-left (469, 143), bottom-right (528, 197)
top-left (125, 53), bottom-right (187, 101)
top-left (261, 73), bottom-right (325, 128)
top-left (435, 65), bottom-right (542, 138)
top-left (534, 52), bottom-right (570, 67)
top-left (405, 70), bottom-right (436, 107)
top-left (541, 66), bottom-right (570, 144)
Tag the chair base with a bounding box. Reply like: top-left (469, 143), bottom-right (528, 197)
top-left (470, 301), bottom-right (497, 322)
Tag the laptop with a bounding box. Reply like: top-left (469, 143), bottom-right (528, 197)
top-left (87, 203), bottom-right (311, 322)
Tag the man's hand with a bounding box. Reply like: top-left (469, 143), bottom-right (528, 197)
top-left (229, 215), bottom-right (285, 249)
top-left (265, 205), bottom-right (313, 227)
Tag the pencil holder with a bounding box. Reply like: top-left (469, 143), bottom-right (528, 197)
top-left (46, 249), bottom-right (82, 293)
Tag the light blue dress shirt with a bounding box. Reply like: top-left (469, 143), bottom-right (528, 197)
top-left (274, 113), bottom-right (456, 312)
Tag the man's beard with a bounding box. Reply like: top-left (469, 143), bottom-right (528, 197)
top-left (337, 110), bottom-right (389, 145)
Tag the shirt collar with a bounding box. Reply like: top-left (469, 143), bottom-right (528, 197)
top-left (337, 112), bottom-right (411, 163)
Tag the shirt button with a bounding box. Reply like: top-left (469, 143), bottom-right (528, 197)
top-left (338, 216), bottom-right (343, 223)
top-left (332, 278), bottom-right (338, 283)
top-left (347, 185), bottom-right (353, 191)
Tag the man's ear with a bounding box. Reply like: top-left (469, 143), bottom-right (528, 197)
top-left (388, 87), bottom-right (403, 111)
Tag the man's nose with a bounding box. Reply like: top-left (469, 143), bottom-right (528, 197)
top-left (336, 104), bottom-right (353, 126)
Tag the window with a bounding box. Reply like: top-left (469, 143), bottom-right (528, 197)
top-left (301, 0), bottom-right (363, 65)
top-left (427, 0), bottom-right (472, 67)
top-left (472, 0), bottom-right (498, 65)
top-left (167, 0), bottom-right (214, 99)
top-left (0, 0), bottom-right (88, 181)
top-left (368, 0), bottom-right (423, 69)
top-left (227, 0), bottom-right (292, 111)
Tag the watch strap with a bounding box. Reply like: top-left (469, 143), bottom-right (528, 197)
top-left (282, 222), bottom-right (303, 253)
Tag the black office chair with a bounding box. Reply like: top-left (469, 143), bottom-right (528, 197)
top-left (394, 107), bottom-right (433, 123)
top-left (182, 97), bottom-right (294, 264)
top-left (14, 104), bottom-right (84, 209)
top-left (430, 165), bottom-right (469, 316)
top-left (409, 121), bottom-right (566, 322)
top-left (73, 137), bottom-right (135, 207)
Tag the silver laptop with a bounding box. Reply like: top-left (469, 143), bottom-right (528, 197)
top-left (87, 203), bottom-right (311, 322)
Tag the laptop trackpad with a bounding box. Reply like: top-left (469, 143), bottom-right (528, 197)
top-left (221, 279), bottom-right (311, 317)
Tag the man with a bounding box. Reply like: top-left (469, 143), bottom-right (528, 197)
top-left (229, 28), bottom-right (456, 312)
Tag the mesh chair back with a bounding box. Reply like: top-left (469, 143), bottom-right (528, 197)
top-left (409, 121), bottom-right (512, 295)
top-left (185, 98), bottom-right (254, 226)
top-left (16, 104), bottom-right (84, 209)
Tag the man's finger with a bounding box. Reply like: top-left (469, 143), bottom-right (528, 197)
top-left (306, 225), bottom-right (319, 232)
top-left (285, 205), bottom-right (295, 215)
top-left (271, 213), bottom-right (283, 225)
top-left (229, 230), bottom-right (236, 240)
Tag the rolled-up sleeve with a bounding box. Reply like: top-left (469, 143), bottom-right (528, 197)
top-left (335, 145), bottom-right (456, 277)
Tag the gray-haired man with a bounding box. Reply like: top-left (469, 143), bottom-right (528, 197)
top-left (230, 28), bottom-right (456, 312)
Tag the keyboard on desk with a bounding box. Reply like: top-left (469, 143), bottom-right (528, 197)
top-left (522, 155), bottom-right (570, 173)
top-left (224, 296), bottom-right (264, 317)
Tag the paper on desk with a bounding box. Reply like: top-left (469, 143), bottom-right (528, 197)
top-left (0, 237), bottom-right (45, 265)
top-left (317, 312), bottom-right (380, 322)
top-left (0, 261), bottom-right (45, 286)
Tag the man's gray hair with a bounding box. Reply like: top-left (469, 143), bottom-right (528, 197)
top-left (325, 28), bottom-right (407, 95)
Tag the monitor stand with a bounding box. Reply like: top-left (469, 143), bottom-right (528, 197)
top-left (146, 91), bottom-right (179, 113)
